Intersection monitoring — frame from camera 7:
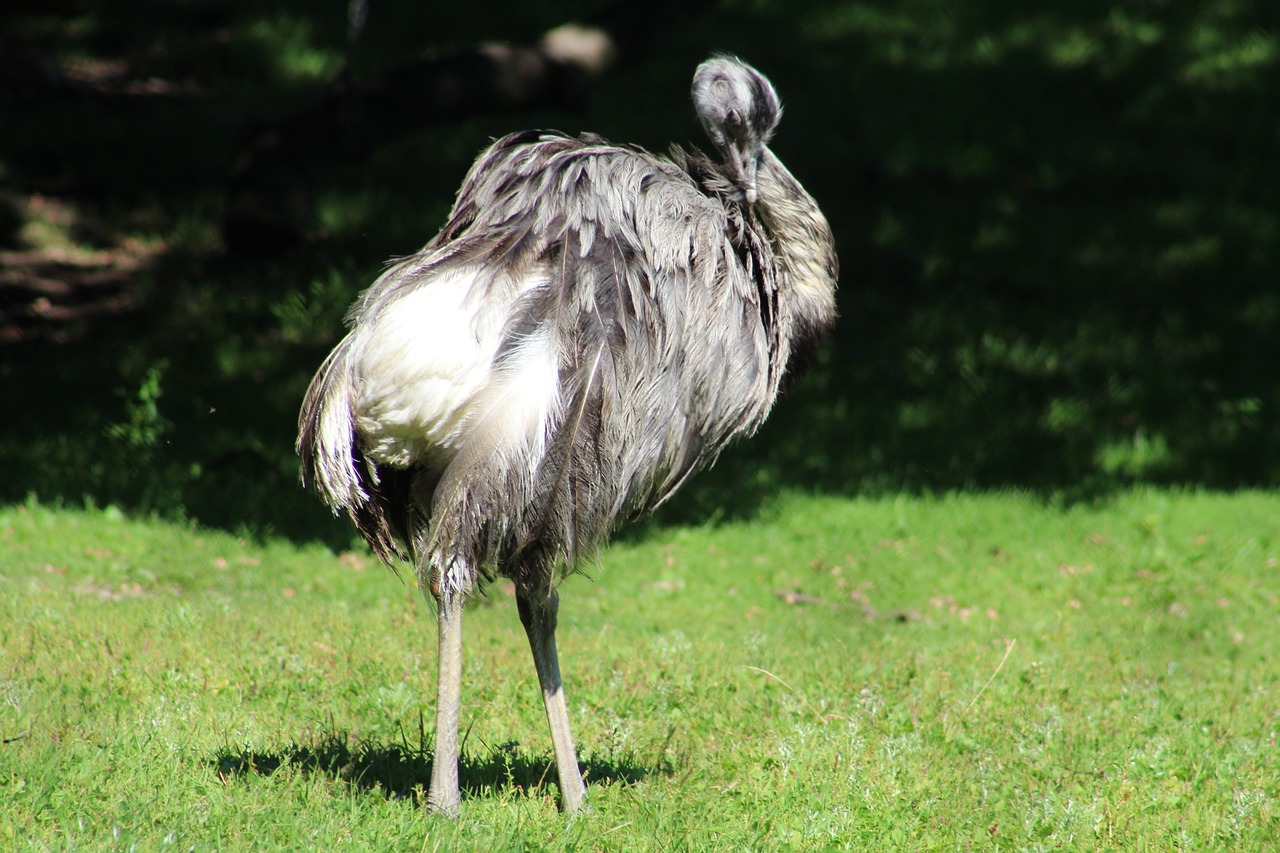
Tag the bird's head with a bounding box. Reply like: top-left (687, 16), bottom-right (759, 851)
top-left (691, 55), bottom-right (782, 205)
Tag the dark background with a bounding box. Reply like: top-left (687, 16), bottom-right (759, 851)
top-left (2, 0), bottom-right (1276, 547)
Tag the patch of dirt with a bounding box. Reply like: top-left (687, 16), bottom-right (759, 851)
top-left (0, 195), bottom-right (164, 345)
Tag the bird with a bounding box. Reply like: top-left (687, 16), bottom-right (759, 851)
top-left (297, 54), bottom-right (838, 817)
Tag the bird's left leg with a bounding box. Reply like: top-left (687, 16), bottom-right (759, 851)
top-left (517, 585), bottom-right (588, 813)
top-left (425, 574), bottom-right (465, 818)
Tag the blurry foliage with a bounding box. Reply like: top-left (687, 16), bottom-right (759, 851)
top-left (0, 0), bottom-right (1277, 542)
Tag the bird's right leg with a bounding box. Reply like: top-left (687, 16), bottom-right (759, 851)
top-left (426, 579), bottom-right (464, 817)
top-left (517, 585), bottom-right (588, 813)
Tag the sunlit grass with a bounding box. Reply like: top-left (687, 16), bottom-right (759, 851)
top-left (2, 3), bottom-right (1277, 844)
top-left (2, 489), bottom-right (1277, 848)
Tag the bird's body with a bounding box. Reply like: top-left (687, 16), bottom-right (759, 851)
top-left (298, 57), bottom-right (837, 816)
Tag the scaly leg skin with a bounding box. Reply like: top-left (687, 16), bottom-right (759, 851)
top-left (517, 586), bottom-right (588, 813)
top-left (427, 588), bottom-right (464, 817)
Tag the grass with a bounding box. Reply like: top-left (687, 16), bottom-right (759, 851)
top-left (3, 488), bottom-right (1277, 849)
top-left (2, 1), bottom-right (1278, 847)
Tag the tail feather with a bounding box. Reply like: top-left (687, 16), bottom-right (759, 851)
top-left (297, 335), bottom-right (365, 510)
top-left (298, 335), bottom-right (409, 566)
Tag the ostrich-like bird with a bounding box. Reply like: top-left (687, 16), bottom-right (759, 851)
top-left (298, 55), bottom-right (838, 816)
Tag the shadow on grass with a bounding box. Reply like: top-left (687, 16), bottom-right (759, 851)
top-left (211, 730), bottom-right (661, 805)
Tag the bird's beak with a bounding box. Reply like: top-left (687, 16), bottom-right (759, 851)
top-left (736, 151), bottom-right (760, 206)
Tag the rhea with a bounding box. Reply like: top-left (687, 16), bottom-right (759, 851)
top-left (298, 55), bottom-right (838, 816)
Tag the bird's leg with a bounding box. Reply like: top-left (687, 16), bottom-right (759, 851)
top-left (516, 585), bottom-right (587, 813)
top-left (426, 584), bottom-right (464, 817)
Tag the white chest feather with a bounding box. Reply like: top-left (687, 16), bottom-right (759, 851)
top-left (350, 266), bottom-right (560, 472)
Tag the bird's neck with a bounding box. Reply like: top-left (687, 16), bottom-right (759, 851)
top-left (754, 148), bottom-right (839, 343)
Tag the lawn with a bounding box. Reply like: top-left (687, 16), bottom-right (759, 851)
top-left (2, 1), bottom-right (1278, 848)
top-left (2, 489), bottom-right (1276, 849)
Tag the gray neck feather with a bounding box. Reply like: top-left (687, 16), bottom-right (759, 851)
top-left (754, 147), bottom-right (839, 340)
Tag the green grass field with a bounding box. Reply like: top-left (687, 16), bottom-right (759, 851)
top-left (3, 1), bottom-right (1278, 848)
top-left (2, 489), bottom-right (1276, 850)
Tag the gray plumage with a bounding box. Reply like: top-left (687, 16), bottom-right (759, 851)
top-left (297, 55), bottom-right (837, 816)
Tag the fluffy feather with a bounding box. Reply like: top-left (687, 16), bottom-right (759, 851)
top-left (298, 60), bottom-right (837, 599)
